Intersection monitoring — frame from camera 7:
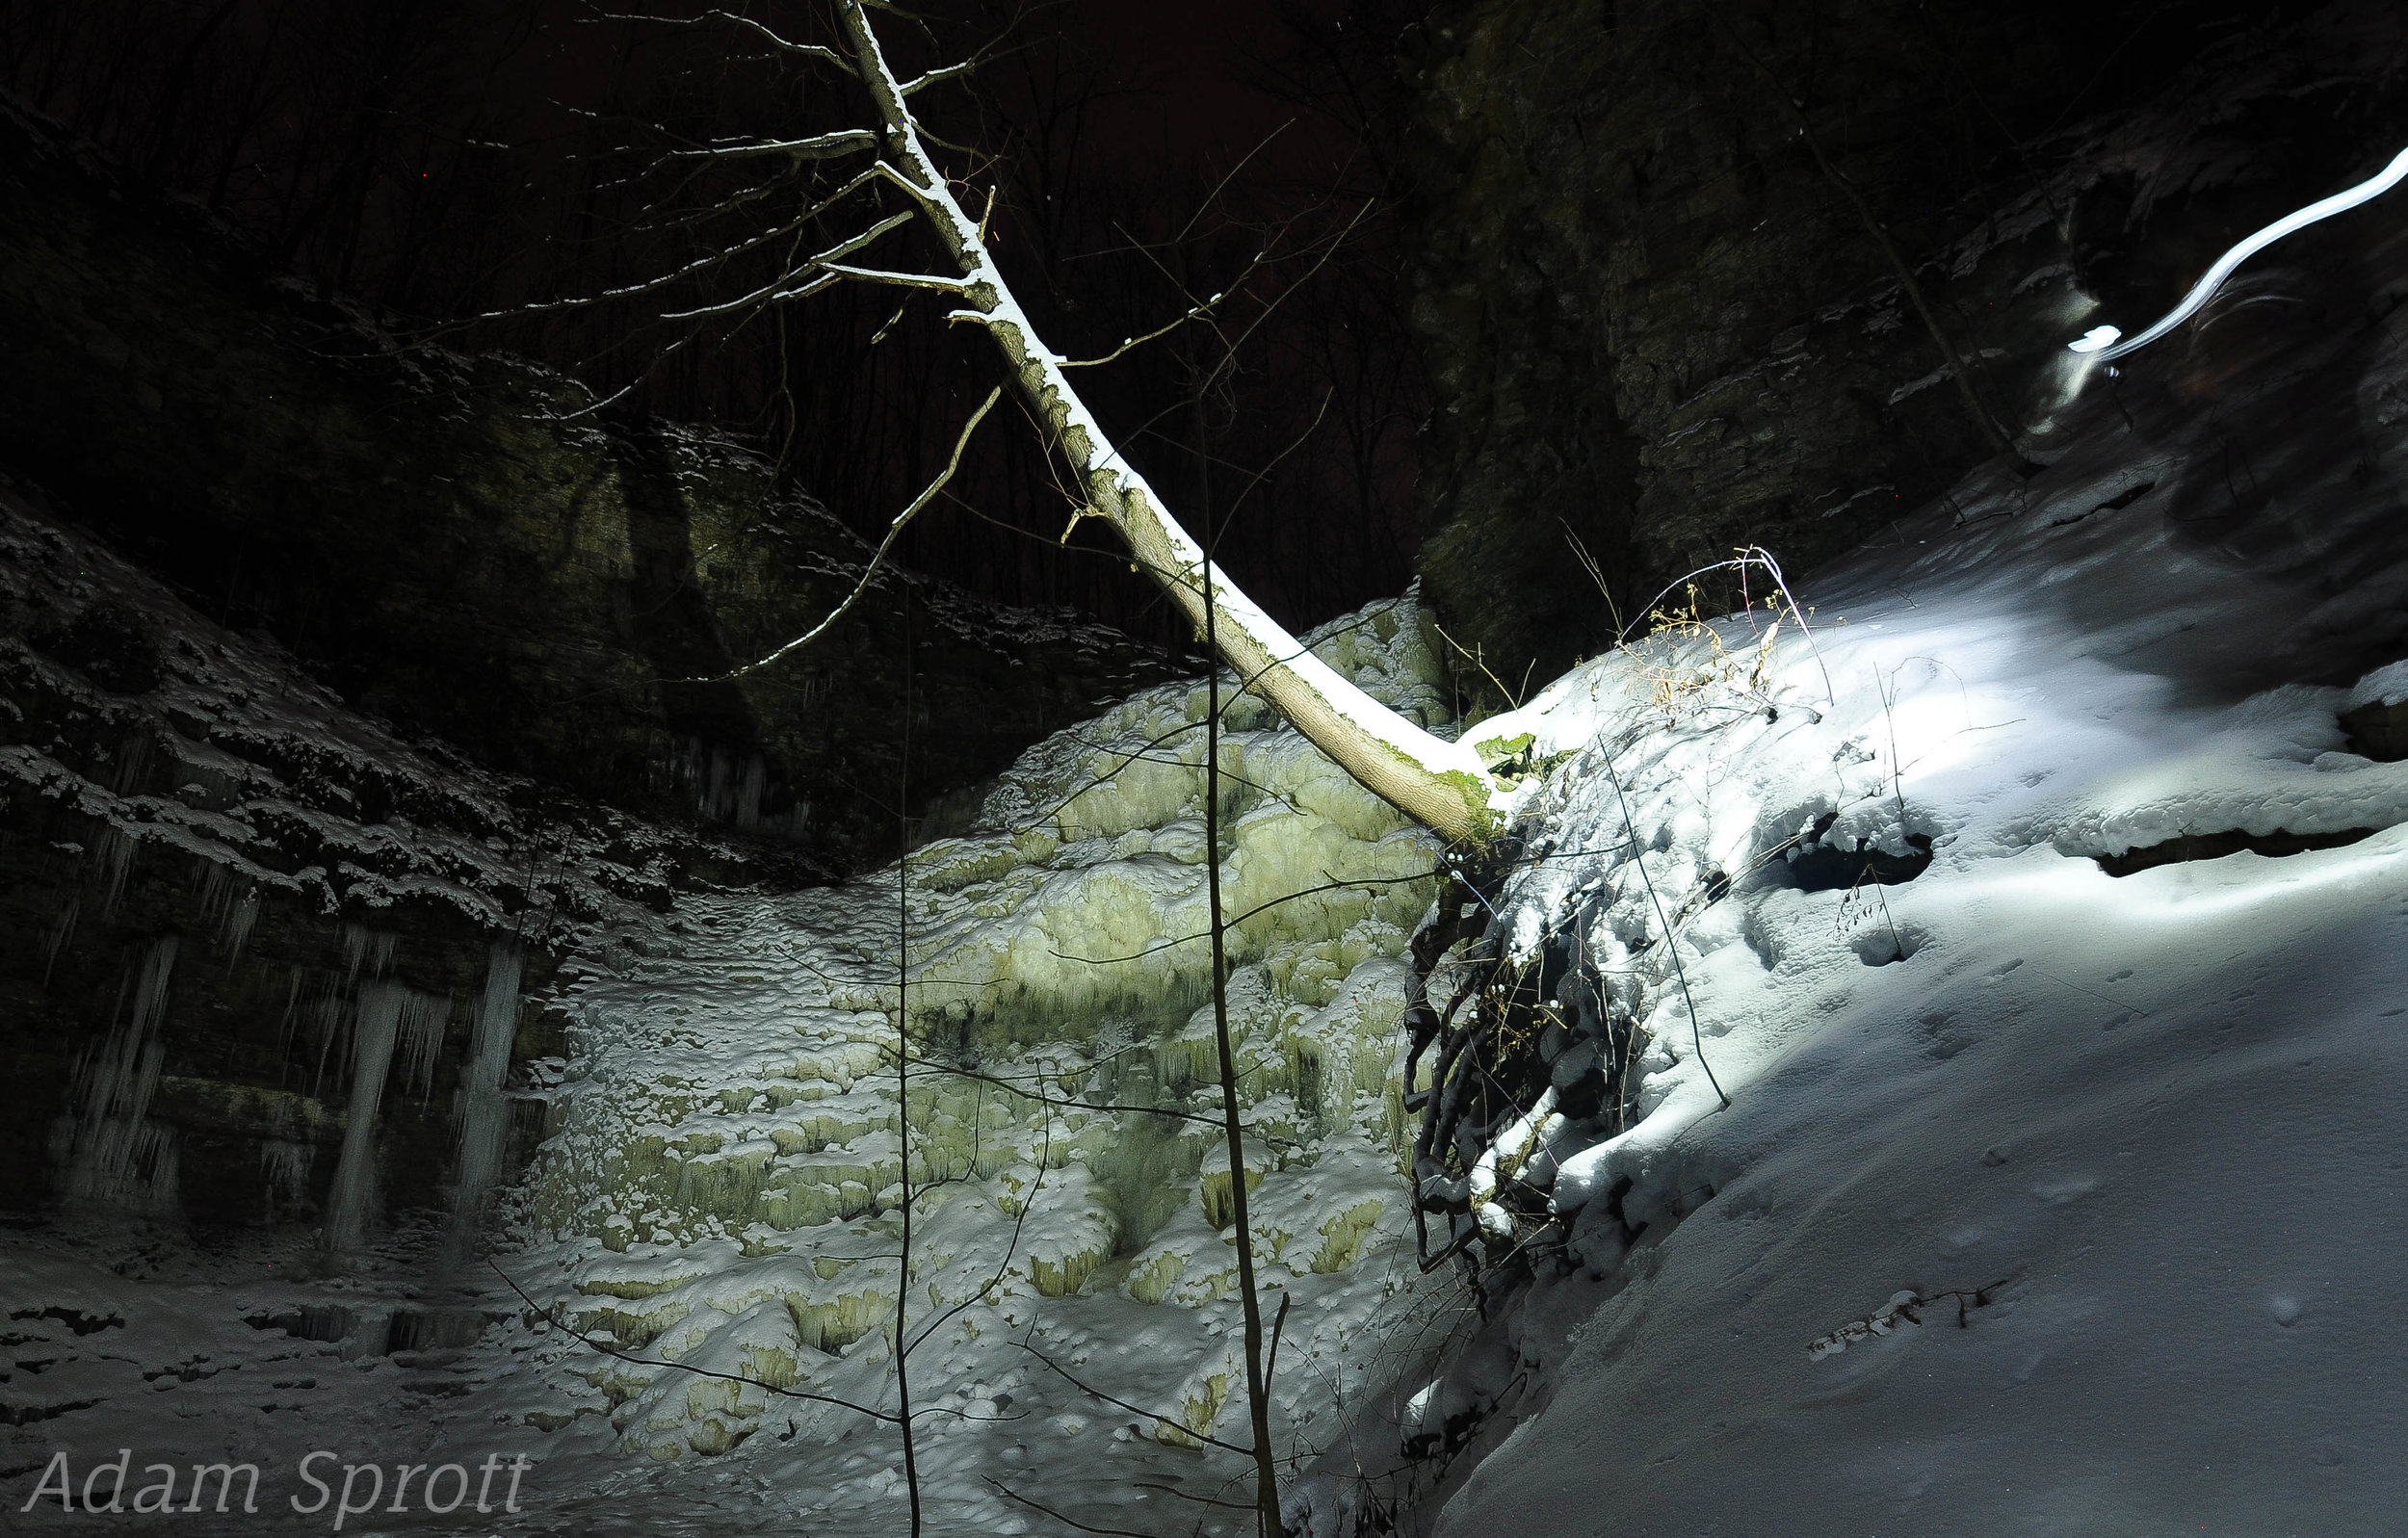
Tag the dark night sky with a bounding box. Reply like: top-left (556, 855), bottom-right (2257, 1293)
top-left (0, 0), bottom-right (1423, 635)
top-left (1064, 0), bottom-right (1346, 168)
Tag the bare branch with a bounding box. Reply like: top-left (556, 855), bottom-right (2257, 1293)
top-left (1057, 291), bottom-right (1228, 369)
top-left (591, 8), bottom-right (857, 75)
top-left (478, 166), bottom-right (890, 324)
top-left (1262, 1292), bottom-right (1294, 1393)
top-left (489, 1261), bottom-right (903, 1423)
top-left (822, 263), bottom-right (973, 293)
top-left (900, 58), bottom-right (982, 96)
top-left (1016, 1342), bottom-right (1258, 1458)
top-left (894, 1049), bottom-right (1309, 1152)
top-left (654, 211), bottom-right (915, 322)
top-left (1048, 870), bottom-right (1439, 968)
top-left (662, 129), bottom-right (879, 163)
top-left (676, 385), bottom-right (1001, 683)
top-left (904, 1108), bottom-right (1050, 1357)
top-left (981, 1477), bottom-right (1163, 1538)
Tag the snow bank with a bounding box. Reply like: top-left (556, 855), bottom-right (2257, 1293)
top-left (0, 483), bottom-right (703, 937)
top-left (1348, 162), bottom-right (2408, 1536)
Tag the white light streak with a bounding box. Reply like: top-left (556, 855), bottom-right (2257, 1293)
top-left (2069, 143), bottom-right (2408, 362)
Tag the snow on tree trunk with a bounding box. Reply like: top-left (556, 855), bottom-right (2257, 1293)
top-left (836, 2), bottom-right (1505, 845)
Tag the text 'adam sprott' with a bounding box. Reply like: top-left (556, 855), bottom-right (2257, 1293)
top-left (18, 1449), bottom-right (537, 1528)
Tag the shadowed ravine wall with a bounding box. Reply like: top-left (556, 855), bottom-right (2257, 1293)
top-left (0, 100), bottom-right (1175, 879)
top-left (1401, 0), bottom-right (2408, 705)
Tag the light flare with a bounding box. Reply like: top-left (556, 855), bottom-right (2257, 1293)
top-left (2069, 143), bottom-right (2408, 363)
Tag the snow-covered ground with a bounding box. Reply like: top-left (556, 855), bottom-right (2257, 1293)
top-left (1287, 214), bottom-right (2408, 1534)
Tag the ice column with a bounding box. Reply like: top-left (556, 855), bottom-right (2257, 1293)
top-left (324, 978), bottom-right (404, 1251)
top-left (58, 935), bottom-right (181, 1212)
top-left (395, 988), bottom-right (453, 1103)
top-left (41, 898), bottom-right (78, 986)
top-left (448, 941), bottom-right (523, 1244)
top-left (260, 1139), bottom-right (314, 1215)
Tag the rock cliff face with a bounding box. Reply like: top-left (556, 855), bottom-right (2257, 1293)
top-left (0, 103), bottom-right (1174, 880)
top-left (1401, 0), bottom-right (2408, 703)
top-left (2, 481), bottom-right (613, 1227)
top-left (0, 104), bottom-right (1176, 1252)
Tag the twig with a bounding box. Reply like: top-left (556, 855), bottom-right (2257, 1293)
top-left (1262, 1292), bottom-right (1295, 1394)
top-left (1597, 745), bottom-right (1729, 1108)
top-left (1015, 1342), bottom-right (1256, 1458)
top-left (490, 1262), bottom-right (905, 1424)
top-left (982, 1476), bottom-right (1164, 1538)
top-left (680, 386), bottom-right (1002, 682)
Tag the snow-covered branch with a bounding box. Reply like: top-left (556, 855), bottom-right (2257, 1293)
top-left (829, 0), bottom-right (1506, 844)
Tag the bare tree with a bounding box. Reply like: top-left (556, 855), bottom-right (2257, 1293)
top-left (462, 12), bottom-right (1531, 1525)
top-left (496, 1), bottom-right (1509, 843)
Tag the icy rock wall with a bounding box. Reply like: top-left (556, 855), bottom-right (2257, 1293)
top-left (1401, 0), bottom-right (2408, 705)
top-left (0, 483), bottom-right (661, 1235)
top-left (519, 594), bottom-right (1451, 1465)
top-left (0, 98), bottom-right (1177, 873)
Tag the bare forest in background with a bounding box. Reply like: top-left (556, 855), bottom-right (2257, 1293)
top-left (0, 0), bottom-right (1429, 642)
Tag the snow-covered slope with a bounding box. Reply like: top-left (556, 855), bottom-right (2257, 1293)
top-left (1291, 189), bottom-right (2408, 1536)
top-left (491, 594), bottom-right (1455, 1531)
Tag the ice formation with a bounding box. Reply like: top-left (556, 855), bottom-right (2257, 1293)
top-left (52, 934), bottom-right (182, 1212)
top-left (453, 941), bottom-right (528, 1238)
top-left (506, 589), bottom-right (1457, 1519)
top-left (13, 299), bottom-right (2408, 1526)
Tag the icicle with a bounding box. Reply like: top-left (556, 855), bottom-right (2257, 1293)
top-left (274, 971), bottom-right (304, 1090)
top-left (308, 984), bottom-right (350, 1098)
top-left (341, 925), bottom-right (398, 985)
top-left (324, 978), bottom-right (404, 1251)
top-left (136, 1125), bottom-right (179, 1216)
top-left (58, 936), bottom-right (180, 1212)
top-left (735, 755), bottom-right (768, 830)
top-left (449, 941), bottom-right (524, 1245)
top-left (224, 889), bottom-right (260, 969)
top-left (260, 1138), bottom-right (315, 1214)
top-left (42, 898), bottom-right (78, 986)
top-left (93, 825), bottom-right (136, 918)
top-left (395, 987), bottom-right (453, 1103)
top-left (107, 730), bottom-right (150, 795)
top-left (130, 937), bottom-right (174, 1036)
top-left (196, 864), bottom-right (260, 968)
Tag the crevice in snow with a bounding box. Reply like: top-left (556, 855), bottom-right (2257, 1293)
top-left (2340, 695), bottom-right (2408, 760)
top-left (1779, 821), bottom-right (1936, 891)
top-left (2094, 823), bottom-right (2379, 875)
